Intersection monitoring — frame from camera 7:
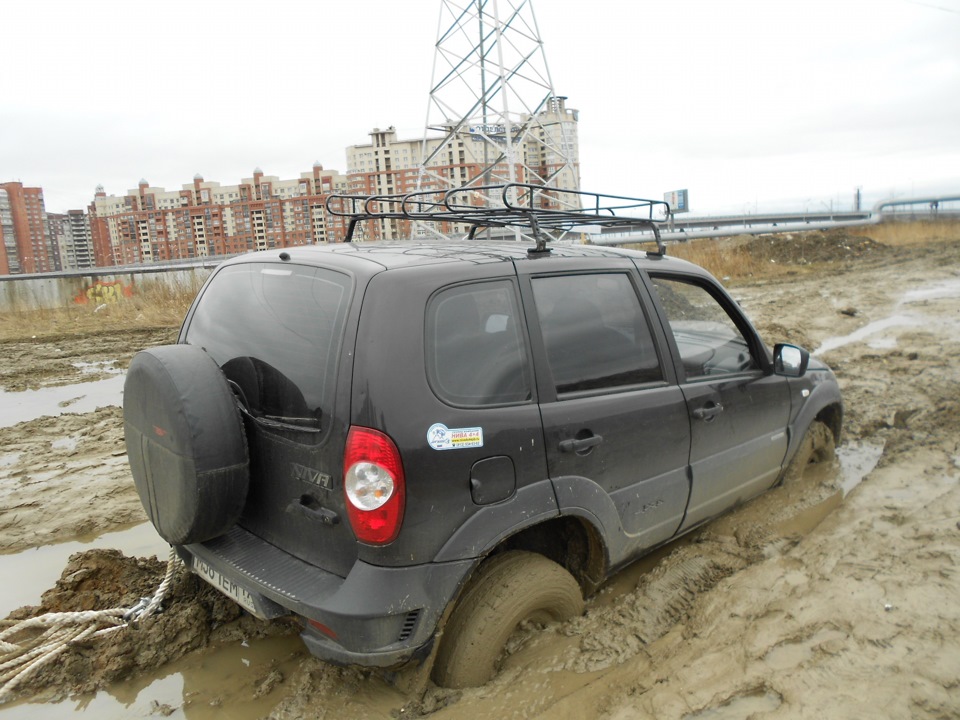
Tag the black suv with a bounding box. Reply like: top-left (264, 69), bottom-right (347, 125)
top-left (124, 186), bottom-right (842, 688)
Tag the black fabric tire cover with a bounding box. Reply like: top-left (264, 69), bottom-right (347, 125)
top-left (124, 344), bottom-right (249, 545)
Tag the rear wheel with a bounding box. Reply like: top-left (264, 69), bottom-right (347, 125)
top-left (784, 420), bottom-right (836, 483)
top-left (432, 550), bottom-right (584, 689)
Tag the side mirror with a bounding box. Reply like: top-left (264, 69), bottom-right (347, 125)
top-left (774, 343), bottom-right (809, 377)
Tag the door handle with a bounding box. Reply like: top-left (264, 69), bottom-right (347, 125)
top-left (692, 402), bottom-right (724, 421)
top-left (287, 497), bottom-right (340, 526)
top-left (559, 435), bottom-right (603, 453)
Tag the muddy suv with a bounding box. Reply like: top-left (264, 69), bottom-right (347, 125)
top-left (124, 186), bottom-right (842, 688)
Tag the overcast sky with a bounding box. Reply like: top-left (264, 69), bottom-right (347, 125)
top-left (3, 0), bottom-right (958, 215)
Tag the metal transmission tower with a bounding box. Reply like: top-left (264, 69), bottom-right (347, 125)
top-left (415, 0), bottom-right (581, 239)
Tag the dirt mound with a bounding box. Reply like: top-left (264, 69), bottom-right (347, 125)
top-left (2, 549), bottom-right (295, 703)
top-left (750, 228), bottom-right (889, 266)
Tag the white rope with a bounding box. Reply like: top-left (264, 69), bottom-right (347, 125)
top-left (0, 546), bottom-right (181, 705)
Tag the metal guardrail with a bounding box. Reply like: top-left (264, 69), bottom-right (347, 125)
top-left (590, 193), bottom-right (960, 246)
top-left (0, 254), bottom-right (231, 283)
top-left (3, 194), bottom-right (956, 281)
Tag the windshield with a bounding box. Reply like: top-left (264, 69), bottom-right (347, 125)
top-left (183, 262), bottom-right (351, 427)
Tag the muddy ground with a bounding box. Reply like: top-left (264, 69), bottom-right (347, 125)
top-left (1, 228), bottom-right (958, 718)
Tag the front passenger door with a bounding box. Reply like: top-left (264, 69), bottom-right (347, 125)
top-left (648, 274), bottom-right (791, 531)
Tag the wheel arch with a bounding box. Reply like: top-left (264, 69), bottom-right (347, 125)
top-left (495, 514), bottom-right (608, 595)
top-left (816, 402), bottom-right (843, 446)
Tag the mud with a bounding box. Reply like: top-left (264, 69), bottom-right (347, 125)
top-left (0, 328), bottom-right (175, 393)
top-left (1, 227), bottom-right (959, 718)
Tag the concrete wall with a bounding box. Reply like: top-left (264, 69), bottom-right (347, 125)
top-left (0, 263), bottom-right (217, 312)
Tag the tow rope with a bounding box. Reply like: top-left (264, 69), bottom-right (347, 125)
top-left (0, 547), bottom-right (181, 705)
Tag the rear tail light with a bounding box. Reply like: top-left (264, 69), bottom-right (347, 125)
top-left (343, 426), bottom-right (405, 544)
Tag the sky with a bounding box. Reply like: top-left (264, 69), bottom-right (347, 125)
top-left (2, 0), bottom-right (958, 216)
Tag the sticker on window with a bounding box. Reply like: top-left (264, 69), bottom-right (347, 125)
top-left (427, 423), bottom-right (484, 451)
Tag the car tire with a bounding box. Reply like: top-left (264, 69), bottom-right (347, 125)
top-left (124, 345), bottom-right (249, 545)
top-left (783, 420), bottom-right (836, 483)
top-left (432, 550), bottom-right (584, 689)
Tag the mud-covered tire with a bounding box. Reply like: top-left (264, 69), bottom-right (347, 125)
top-left (432, 550), bottom-right (584, 689)
top-left (783, 420), bottom-right (836, 483)
top-left (124, 345), bottom-right (249, 545)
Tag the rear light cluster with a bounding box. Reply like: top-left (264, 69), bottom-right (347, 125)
top-left (343, 426), bottom-right (405, 544)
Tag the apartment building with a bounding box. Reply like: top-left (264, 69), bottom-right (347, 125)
top-left (0, 182), bottom-right (59, 274)
top-left (54, 96), bottom-right (580, 267)
top-left (345, 96), bottom-right (580, 240)
top-left (48, 210), bottom-right (95, 270)
top-left (89, 166), bottom-right (349, 266)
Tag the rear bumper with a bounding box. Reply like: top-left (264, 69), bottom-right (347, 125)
top-left (178, 525), bottom-right (474, 668)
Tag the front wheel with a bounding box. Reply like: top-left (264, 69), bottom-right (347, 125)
top-left (783, 420), bottom-right (836, 483)
top-left (432, 550), bottom-right (584, 689)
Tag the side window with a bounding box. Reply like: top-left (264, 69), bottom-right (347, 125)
top-left (650, 276), bottom-right (759, 379)
top-left (426, 280), bottom-right (532, 406)
top-left (531, 273), bottom-right (663, 395)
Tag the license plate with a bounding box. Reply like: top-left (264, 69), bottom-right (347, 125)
top-left (193, 557), bottom-right (260, 615)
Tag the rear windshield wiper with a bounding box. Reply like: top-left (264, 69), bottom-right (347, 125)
top-left (260, 414), bottom-right (322, 433)
top-left (227, 381), bottom-right (321, 433)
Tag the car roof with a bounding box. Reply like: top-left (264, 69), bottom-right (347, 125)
top-left (225, 240), bottom-right (701, 274)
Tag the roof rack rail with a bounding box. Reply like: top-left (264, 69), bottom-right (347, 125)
top-left (326, 183), bottom-right (669, 256)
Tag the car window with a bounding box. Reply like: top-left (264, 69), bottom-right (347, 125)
top-left (531, 273), bottom-right (663, 395)
top-left (650, 276), bottom-right (758, 380)
top-left (184, 262), bottom-right (351, 425)
top-left (426, 280), bottom-right (532, 406)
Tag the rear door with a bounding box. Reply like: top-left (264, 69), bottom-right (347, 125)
top-left (519, 261), bottom-right (692, 562)
top-left (182, 260), bottom-right (361, 577)
top-left (349, 262), bottom-right (551, 567)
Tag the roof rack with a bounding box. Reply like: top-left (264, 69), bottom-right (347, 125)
top-left (326, 183), bottom-right (669, 256)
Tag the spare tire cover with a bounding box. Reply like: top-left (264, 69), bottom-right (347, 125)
top-left (124, 344), bottom-right (249, 545)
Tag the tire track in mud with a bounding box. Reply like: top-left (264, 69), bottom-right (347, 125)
top-left (0, 407), bottom-right (142, 553)
top-left (559, 455), bottom-right (842, 677)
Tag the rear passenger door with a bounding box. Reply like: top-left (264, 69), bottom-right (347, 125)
top-left (520, 263), bottom-right (692, 563)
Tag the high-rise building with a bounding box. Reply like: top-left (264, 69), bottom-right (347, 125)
top-left (48, 210), bottom-right (95, 270)
top-left (0, 182), bottom-right (59, 274)
top-left (89, 166), bottom-right (349, 266)
top-left (0, 189), bottom-right (14, 275)
top-left (345, 97), bottom-right (580, 240)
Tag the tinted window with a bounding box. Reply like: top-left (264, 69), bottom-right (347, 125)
top-left (531, 273), bottom-right (662, 394)
top-left (426, 280), bottom-right (531, 406)
top-left (650, 276), bottom-right (758, 379)
top-left (184, 263), bottom-right (351, 425)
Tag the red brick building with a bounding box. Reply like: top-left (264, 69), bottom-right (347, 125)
top-left (0, 182), bottom-right (59, 274)
top-left (89, 166), bottom-right (349, 267)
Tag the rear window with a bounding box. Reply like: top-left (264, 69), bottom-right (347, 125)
top-left (426, 280), bottom-right (532, 406)
top-left (183, 262), bottom-right (351, 427)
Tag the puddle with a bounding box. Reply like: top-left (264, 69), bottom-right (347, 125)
top-left (0, 452), bottom-right (21, 468)
top-left (1, 523), bottom-right (310, 720)
top-left (901, 277), bottom-right (960, 303)
top-left (0, 523), bottom-right (168, 617)
top-left (71, 361), bottom-right (122, 376)
top-left (814, 276), bottom-right (960, 355)
top-left (6, 633), bottom-right (308, 720)
top-left (814, 314), bottom-right (920, 355)
top-left (50, 436), bottom-right (80, 452)
top-left (0, 374), bottom-right (125, 428)
top-left (837, 440), bottom-right (885, 495)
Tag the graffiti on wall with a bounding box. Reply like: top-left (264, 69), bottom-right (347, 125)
top-left (73, 280), bottom-right (135, 305)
